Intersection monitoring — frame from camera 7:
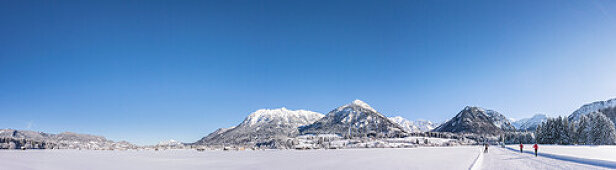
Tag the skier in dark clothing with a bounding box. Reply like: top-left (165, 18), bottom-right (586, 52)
top-left (519, 143), bottom-right (523, 153)
top-left (533, 143), bottom-right (538, 157)
top-left (484, 144), bottom-right (488, 153)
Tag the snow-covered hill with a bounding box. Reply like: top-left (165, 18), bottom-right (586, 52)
top-left (512, 114), bottom-right (548, 131)
top-left (433, 106), bottom-right (505, 135)
top-left (0, 129), bottom-right (136, 150)
top-left (388, 116), bottom-right (437, 133)
top-left (569, 98), bottom-right (616, 122)
top-left (194, 108), bottom-right (323, 146)
top-left (299, 100), bottom-right (406, 137)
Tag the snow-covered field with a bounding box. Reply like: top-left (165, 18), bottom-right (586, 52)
top-left (482, 147), bottom-right (613, 170)
top-left (0, 147), bottom-right (480, 170)
top-left (501, 145), bottom-right (616, 169)
top-left (3, 145), bottom-right (615, 170)
top-left (526, 145), bottom-right (616, 162)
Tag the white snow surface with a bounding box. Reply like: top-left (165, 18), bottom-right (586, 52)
top-left (243, 107), bottom-right (324, 127)
top-left (0, 147), bottom-right (479, 170)
top-left (481, 147), bottom-right (611, 170)
top-left (510, 145), bottom-right (616, 162)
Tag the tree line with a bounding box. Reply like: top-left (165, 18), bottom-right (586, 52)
top-left (535, 112), bottom-right (616, 145)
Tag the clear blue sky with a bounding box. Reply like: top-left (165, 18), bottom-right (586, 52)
top-left (1, 0), bottom-right (616, 145)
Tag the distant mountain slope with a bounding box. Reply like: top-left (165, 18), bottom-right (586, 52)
top-left (598, 106), bottom-right (616, 125)
top-left (512, 114), bottom-right (548, 131)
top-left (299, 100), bottom-right (406, 137)
top-left (569, 98), bottom-right (616, 122)
top-left (484, 110), bottom-right (516, 131)
top-left (433, 106), bottom-right (505, 135)
top-left (388, 116), bottom-right (437, 133)
top-left (194, 108), bottom-right (323, 146)
top-left (0, 129), bottom-right (135, 149)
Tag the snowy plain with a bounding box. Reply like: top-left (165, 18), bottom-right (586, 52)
top-left (523, 145), bottom-right (616, 162)
top-left (502, 145), bottom-right (616, 169)
top-left (0, 147), bottom-right (480, 170)
top-left (481, 147), bottom-right (612, 170)
top-left (2, 145), bottom-right (615, 170)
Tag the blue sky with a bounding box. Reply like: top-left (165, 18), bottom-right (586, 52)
top-left (1, 0), bottom-right (616, 145)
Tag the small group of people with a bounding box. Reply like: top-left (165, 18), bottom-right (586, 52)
top-left (520, 143), bottom-right (539, 157)
top-left (482, 142), bottom-right (539, 157)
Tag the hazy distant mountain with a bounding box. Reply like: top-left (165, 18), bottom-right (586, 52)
top-left (158, 139), bottom-right (183, 146)
top-left (0, 129), bottom-right (135, 150)
top-left (569, 98), bottom-right (616, 122)
top-left (512, 114), bottom-right (548, 131)
top-left (155, 139), bottom-right (185, 149)
top-left (194, 108), bottom-right (323, 146)
top-left (433, 106), bottom-right (506, 135)
top-left (299, 100), bottom-right (406, 137)
top-left (388, 116), bottom-right (437, 133)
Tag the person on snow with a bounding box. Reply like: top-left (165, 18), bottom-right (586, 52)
top-left (519, 142), bottom-right (523, 153)
top-left (484, 143), bottom-right (488, 153)
top-left (533, 143), bottom-right (538, 157)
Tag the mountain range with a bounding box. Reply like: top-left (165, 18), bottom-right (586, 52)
top-left (4, 97), bottom-right (616, 149)
top-left (195, 100), bottom-right (409, 148)
top-left (0, 129), bottom-right (135, 150)
top-left (388, 116), bottom-right (438, 133)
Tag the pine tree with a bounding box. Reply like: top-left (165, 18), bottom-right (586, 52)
top-left (544, 119), bottom-right (552, 144)
top-left (548, 118), bottom-right (558, 144)
top-left (577, 115), bottom-right (589, 144)
top-left (604, 118), bottom-right (616, 145)
top-left (590, 112), bottom-right (616, 145)
top-left (561, 117), bottom-right (571, 144)
top-left (535, 123), bottom-right (543, 143)
top-left (568, 121), bottom-right (577, 144)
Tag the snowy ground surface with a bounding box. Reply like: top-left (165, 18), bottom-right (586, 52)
top-left (0, 147), bottom-right (479, 170)
top-left (481, 147), bottom-right (612, 170)
top-left (517, 145), bottom-right (616, 162)
top-left (3, 145), bottom-right (614, 170)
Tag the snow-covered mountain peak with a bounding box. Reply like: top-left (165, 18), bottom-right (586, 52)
top-left (351, 99), bottom-right (370, 107)
top-left (337, 99), bottom-right (377, 113)
top-left (242, 108), bottom-right (324, 127)
top-left (195, 108), bottom-right (324, 146)
top-left (300, 101), bottom-right (405, 137)
top-left (436, 106), bottom-right (515, 134)
top-left (463, 106), bottom-right (477, 111)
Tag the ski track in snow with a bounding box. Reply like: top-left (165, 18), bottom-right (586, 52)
top-left (481, 147), bottom-right (611, 170)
